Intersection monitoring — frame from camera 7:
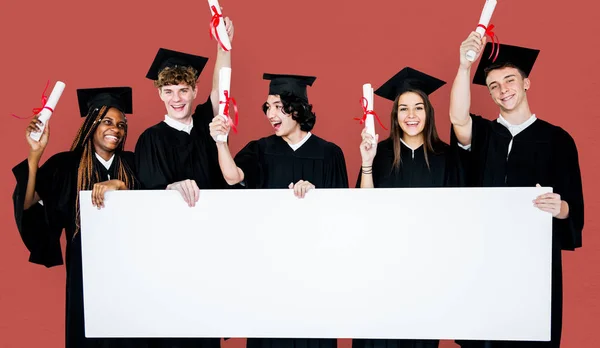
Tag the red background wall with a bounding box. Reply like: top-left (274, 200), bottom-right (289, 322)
top-left (0, 0), bottom-right (598, 347)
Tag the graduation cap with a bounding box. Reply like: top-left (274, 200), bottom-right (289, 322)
top-left (145, 48), bottom-right (209, 81)
top-left (374, 67), bottom-right (446, 101)
top-left (263, 73), bottom-right (317, 102)
top-left (76, 87), bottom-right (133, 117)
top-left (473, 43), bottom-right (540, 86)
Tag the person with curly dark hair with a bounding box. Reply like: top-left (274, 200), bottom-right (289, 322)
top-left (210, 73), bottom-right (348, 198)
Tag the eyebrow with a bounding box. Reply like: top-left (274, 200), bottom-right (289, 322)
top-left (103, 115), bottom-right (126, 123)
top-left (488, 74), bottom-right (518, 87)
top-left (398, 102), bottom-right (424, 106)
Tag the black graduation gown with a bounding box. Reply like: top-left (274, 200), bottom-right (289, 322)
top-left (453, 115), bottom-right (584, 348)
top-left (355, 138), bottom-right (462, 189)
top-left (352, 138), bottom-right (459, 348)
top-left (135, 97), bottom-right (226, 190)
top-left (235, 134), bottom-right (347, 348)
top-left (12, 150), bottom-right (147, 348)
top-left (134, 99), bottom-right (224, 348)
top-left (235, 134), bottom-right (349, 189)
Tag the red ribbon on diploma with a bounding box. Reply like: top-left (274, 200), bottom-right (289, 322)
top-left (209, 5), bottom-right (229, 52)
top-left (220, 90), bottom-right (239, 133)
top-left (354, 97), bottom-right (387, 130)
top-left (478, 24), bottom-right (500, 62)
top-left (11, 80), bottom-right (54, 119)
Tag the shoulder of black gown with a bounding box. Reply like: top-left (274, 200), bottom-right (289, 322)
top-left (234, 138), bottom-right (264, 189)
top-left (192, 95), bottom-right (214, 129)
top-left (449, 113), bottom-right (496, 187)
top-left (288, 134), bottom-right (326, 159)
top-left (134, 122), bottom-right (173, 190)
top-left (311, 135), bottom-right (349, 188)
top-left (118, 150), bottom-right (135, 166)
top-left (37, 151), bottom-right (81, 199)
top-left (253, 134), bottom-right (302, 156)
top-left (450, 113), bottom-right (502, 152)
top-left (377, 137), bottom-right (395, 153)
top-left (440, 136), bottom-right (468, 187)
top-left (429, 140), bottom-right (451, 164)
top-left (11, 151), bottom-right (77, 268)
top-left (469, 113), bottom-right (500, 149)
top-left (432, 140), bottom-right (450, 153)
top-left (431, 140), bottom-right (465, 187)
top-left (116, 150), bottom-right (141, 190)
top-left (548, 122), bottom-right (584, 250)
top-left (529, 118), bottom-right (560, 139)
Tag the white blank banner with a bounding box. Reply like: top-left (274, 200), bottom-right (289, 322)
top-left (79, 187), bottom-right (552, 341)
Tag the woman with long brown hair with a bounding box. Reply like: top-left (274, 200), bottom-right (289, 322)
top-left (357, 67), bottom-right (460, 190)
top-left (355, 67), bottom-right (464, 348)
top-left (12, 87), bottom-right (144, 348)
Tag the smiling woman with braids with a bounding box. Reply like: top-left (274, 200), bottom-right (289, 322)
top-left (11, 87), bottom-right (145, 348)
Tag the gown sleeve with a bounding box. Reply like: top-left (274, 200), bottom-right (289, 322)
top-left (551, 128), bottom-right (584, 250)
top-left (11, 154), bottom-right (71, 267)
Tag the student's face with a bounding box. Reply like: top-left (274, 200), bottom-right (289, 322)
top-left (396, 92), bottom-right (426, 137)
top-left (486, 67), bottom-right (530, 112)
top-left (264, 95), bottom-right (299, 137)
top-left (93, 108), bottom-right (126, 153)
top-left (159, 83), bottom-right (198, 120)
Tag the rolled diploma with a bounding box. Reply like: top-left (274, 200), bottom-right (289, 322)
top-left (216, 67), bottom-right (231, 143)
top-left (207, 0), bottom-right (232, 51)
top-left (466, 0), bottom-right (497, 62)
top-left (30, 81), bottom-right (66, 141)
top-left (362, 84), bottom-right (375, 141)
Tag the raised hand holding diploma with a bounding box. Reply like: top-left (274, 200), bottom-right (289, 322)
top-left (208, 0), bottom-right (232, 51)
top-left (466, 0), bottom-right (499, 62)
top-left (362, 84), bottom-right (376, 140)
top-left (216, 67), bottom-right (238, 142)
top-left (26, 115), bottom-right (49, 153)
top-left (13, 80), bottom-right (65, 141)
top-left (355, 83), bottom-right (386, 141)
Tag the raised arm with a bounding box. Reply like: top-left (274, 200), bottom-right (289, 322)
top-left (210, 17), bottom-right (234, 116)
top-left (23, 116), bottom-right (49, 209)
top-left (209, 116), bottom-right (244, 185)
top-left (450, 32), bottom-right (486, 146)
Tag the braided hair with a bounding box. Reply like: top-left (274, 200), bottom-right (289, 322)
top-left (70, 106), bottom-right (137, 235)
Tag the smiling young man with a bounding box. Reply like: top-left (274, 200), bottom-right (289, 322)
top-left (209, 73), bottom-right (347, 347)
top-left (135, 18), bottom-right (234, 207)
top-left (209, 73), bottom-right (348, 199)
top-left (449, 33), bottom-right (584, 348)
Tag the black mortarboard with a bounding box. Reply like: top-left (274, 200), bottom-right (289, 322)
top-left (374, 67), bottom-right (446, 101)
top-left (76, 87), bottom-right (133, 117)
top-left (263, 73), bottom-right (317, 102)
top-left (473, 43), bottom-right (540, 86)
top-left (145, 48), bottom-right (209, 81)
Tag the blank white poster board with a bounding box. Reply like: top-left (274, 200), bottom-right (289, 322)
top-left (79, 187), bottom-right (552, 341)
